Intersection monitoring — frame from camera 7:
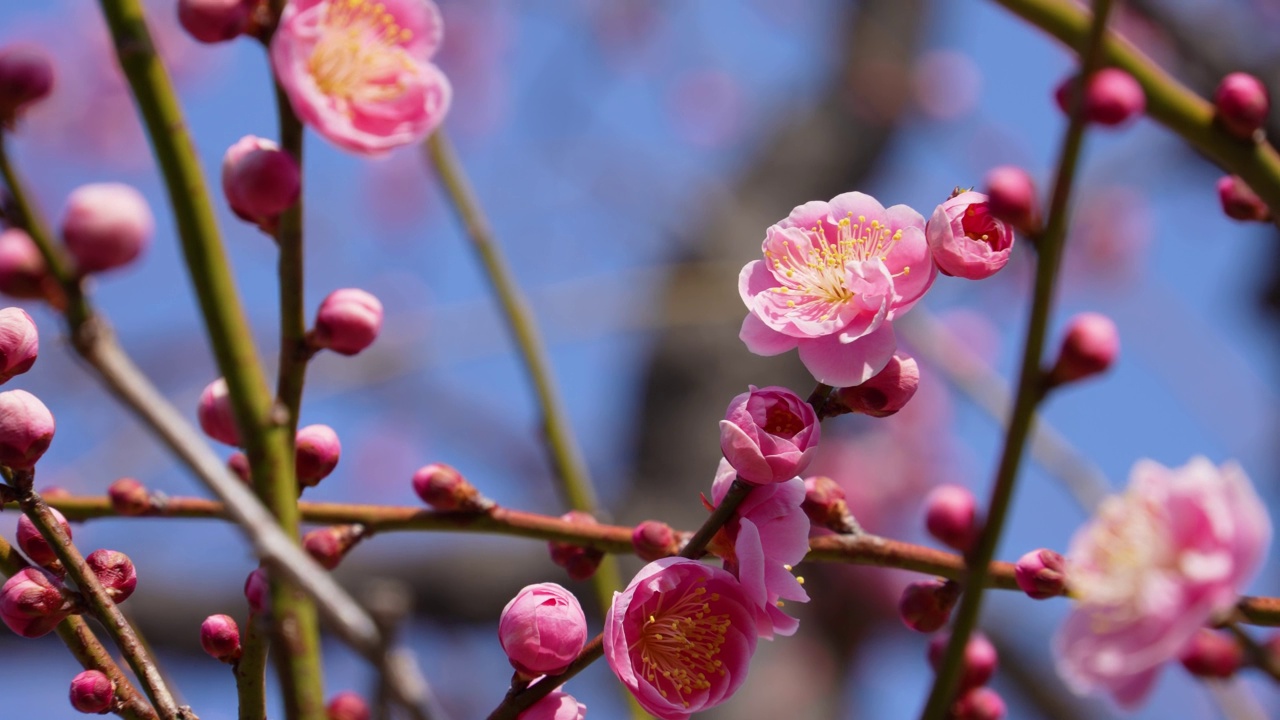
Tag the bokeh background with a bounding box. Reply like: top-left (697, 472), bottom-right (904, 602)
top-left (1, 0), bottom-right (1279, 718)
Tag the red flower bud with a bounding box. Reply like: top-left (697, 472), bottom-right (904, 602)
top-left (69, 669), bottom-right (115, 714)
top-left (928, 631), bottom-right (998, 691)
top-left (303, 525), bottom-right (365, 570)
top-left (197, 378), bottom-right (240, 447)
top-left (1014, 548), bottom-right (1066, 600)
top-left (0, 229), bottom-right (52, 301)
top-left (549, 511), bottom-right (604, 581)
top-left (0, 566), bottom-right (73, 638)
top-left (86, 549), bottom-right (137, 604)
top-left (1047, 312), bottom-right (1119, 387)
top-left (200, 613), bottom-right (242, 663)
top-left (1217, 175), bottom-right (1271, 222)
top-left (0, 46), bottom-right (54, 125)
top-left (951, 686), bottom-right (1006, 720)
top-left (312, 288), bottom-right (383, 356)
top-left (178, 0), bottom-right (256, 44)
top-left (898, 578), bottom-right (960, 633)
top-left (1179, 629), bottom-right (1243, 679)
top-left (631, 520), bottom-right (678, 562)
top-left (923, 484), bottom-right (979, 553)
top-left (1214, 72), bottom-right (1269, 141)
top-left (17, 507), bottom-right (70, 568)
top-left (1055, 68), bottom-right (1145, 127)
top-left (108, 478), bottom-right (152, 516)
top-left (836, 354), bottom-right (920, 417)
top-left (326, 692), bottom-right (371, 720)
top-left (0, 388), bottom-right (55, 468)
top-left (0, 307), bottom-right (39, 385)
top-left (296, 424), bottom-right (341, 488)
top-left (222, 135), bottom-right (301, 230)
top-left (983, 165), bottom-right (1038, 231)
top-left (411, 463), bottom-right (487, 512)
top-left (801, 475), bottom-right (858, 534)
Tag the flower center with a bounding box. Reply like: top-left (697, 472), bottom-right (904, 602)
top-left (767, 213), bottom-right (908, 319)
top-left (632, 583), bottom-right (730, 707)
top-left (762, 401), bottom-right (803, 438)
top-left (308, 0), bottom-right (416, 105)
top-left (960, 206), bottom-right (1002, 249)
top-left (1071, 494), bottom-right (1172, 613)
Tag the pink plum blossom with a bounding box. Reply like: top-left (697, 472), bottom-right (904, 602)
top-left (498, 582), bottom-right (587, 678)
top-left (604, 558), bottom-right (758, 719)
top-left (926, 191), bottom-right (1014, 280)
top-left (1055, 457), bottom-right (1271, 708)
top-left (708, 459), bottom-right (810, 639)
top-left (718, 385), bottom-right (819, 485)
top-left (270, 0), bottom-right (452, 155)
top-left (519, 690), bottom-right (586, 720)
top-left (738, 192), bottom-right (935, 386)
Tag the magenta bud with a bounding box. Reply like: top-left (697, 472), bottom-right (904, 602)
top-left (1055, 68), bottom-right (1145, 127)
top-left (928, 631), bottom-right (998, 690)
top-left (1217, 175), bottom-right (1271, 222)
top-left (326, 692), bottom-right (371, 720)
top-left (983, 165), bottom-right (1038, 231)
top-left (61, 183), bottom-right (153, 275)
top-left (1014, 548), bottom-right (1066, 599)
top-left (898, 578), bottom-right (960, 633)
top-left (836, 354), bottom-right (920, 417)
top-left (200, 613), bottom-right (242, 664)
top-left (926, 192), bottom-right (1016, 280)
top-left (411, 463), bottom-right (486, 512)
top-left (0, 229), bottom-right (53, 301)
top-left (923, 484), bottom-right (979, 552)
top-left (311, 288), bottom-right (383, 356)
top-left (244, 567), bottom-right (268, 615)
top-left (0, 46), bottom-right (54, 125)
top-left (951, 687), bottom-right (1007, 720)
top-left (69, 669), bottom-right (115, 714)
top-left (0, 307), bottom-right (38, 384)
top-left (0, 566), bottom-right (73, 637)
top-left (1214, 72), bottom-right (1269, 140)
top-left (296, 424), bottom-right (341, 488)
top-left (802, 475), bottom-right (857, 534)
top-left (107, 477), bottom-right (151, 516)
top-left (719, 385), bottom-right (820, 485)
top-left (198, 378), bottom-right (240, 447)
top-left (631, 520), bottom-right (678, 562)
top-left (1180, 629), bottom-right (1243, 679)
top-left (17, 507), bottom-right (70, 568)
top-left (499, 582), bottom-right (588, 678)
top-left (222, 135), bottom-right (301, 229)
top-left (227, 452), bottom-right (251, 484)
top-left (0, 389), bottom-right (54, 468)
top-left (86, 550), bottom-right (137, 604)
top-left (549, 511), bottom-right (605, 581)
top-left (1048, 312), bottom-right (1119, 387)
top-left (303, 525), bottom-right (364, 570)
top-left (178, 0), bottom-right (256, 44)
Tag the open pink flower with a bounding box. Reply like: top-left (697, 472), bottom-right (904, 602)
top-left (738, 192), bottom-right (935, 387)
top-left (604, 558), bottom-right (758, 719)
top-left (271, 0), bottom-right (451, 155)
top-left (926, 191), bottom-right (1014, 280)
top-left (708, 459), bottom-right (810, 639)
top-left (718, 385), bottom-right (819, 485)
top-left (1055, 457), bottom-right (1270, 708)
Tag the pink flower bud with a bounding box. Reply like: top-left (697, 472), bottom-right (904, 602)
top-left (411, 463), bottom-right (486, 512)
top-left (898, 578), bottom-right (960, 633)
top-left (719, 385), bottom-right (820, 485)
top-left (802, 475), bottom-right (858, 534)
top-left (244, 567), bottom-right (268, 615)
top-left (631, 520), bottom-right (678, 562)
top-left (0, 388), bottom-right (54, 468)
top-left (519, 690), bottom-right (587, 720)
top-left (198, 378), bottom-right (240, 446)
top-left (1056, 68), bottom-right (1145, 127)
top-left (68, 669), bottom-right (115, 714)
top-left (927, 191), bottom-right (1015, 280)
top-left (499, 582), bottom-right (588, 678)
top-left (928, 631), bottom-right (998, 690)
top-left (983, 165), bottom-right (1038, 231)
top-left (549, 511), bottom-right (604, 582)
top-left (200, 613), bottom-right (242, 663)
top-left (1214, 72), bottom-right (1269, 140)
top-left (0, 307), bottom-right (38, 384)
top-left (326, 692), bottom-right (370, 720)
top-left (303, 525), bottom-right (364, 570)
top-left (1014, 548), bottom-right (1066, 599)
top-left (0, 46), bottom-right (54, 125)
top-left (60, 183), bottom-right (153, 274)
top-left (227, 452), bottom-right (251, 484)
top-left (836, 354), bottom-right (920, 417)
top-left (0, 566), bottom-right (72, 637)
top-left (178, 0), bottom-right (256, 44)
top-left (40, 485), bottom-right (69, 499)
top-left (0, 229), bottom-right (52, 301)
top-left (312, 288), bottom-right (383, 356)
top-left (108, 477), bottom-right (151, 516)
top-left (951, 687), bottom-right (1007, 720)
top-left (1217, 175), bottom-right (1271, 222)
top-left (1048, 312), bottom-right (1119, 386)
top-left (86, 550), bottom-right (137, 604)
top-left (296, 424), bottom-right (340, 488)
top-left (1179, 629), bottom-right (1243, 679)
top-left (221, 135), bottom-right (301, 229)
top-left (923, 484), bottom-right (979, 552)
top-left (16, 507), bottom-right (70, 568)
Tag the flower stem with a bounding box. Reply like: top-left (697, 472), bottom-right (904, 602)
top-left (918, 1), bottom-right (1115, 717)
top-left (235, 616), bottom-right (270, 720)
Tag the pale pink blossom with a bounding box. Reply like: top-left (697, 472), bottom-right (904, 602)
top-left (604, 558), bottom-right (758, 719)
top-left (738, 192), bottom-right (935, 386)
top-left (1055, 457), bottom-right (1271, 708)
top-left (709, 459), bottom-right (810, 639)
top-left (519, 690), bottom-right (586, 720)
top-left (926, 191), bottom-right (1014, 280)
top-left (270, 0), bottom-right (451, 155)
top-left (498, 583), bottom-right (587, 678)
top-left (718, 385), bottom-right (819, 486)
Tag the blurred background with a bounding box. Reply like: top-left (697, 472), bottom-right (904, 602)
top-left (1, 0), bottom-right (1279, 717)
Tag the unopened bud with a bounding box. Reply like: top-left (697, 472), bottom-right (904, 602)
top-left (61, 183), bottom-right (153, 274)
top-left (1014, 548), bottom-right (1066, 599)
top-left (311, 288), bottom-right (383, 356)
top-left (17, 507), bottom-right (70, 568)
top-left (0, 566), bottom-right (73, 637)
top-left (178, 0), bottom-right (256, 43)
top-left (0, 388), bottom-right (54, 468)
top-left (86, 549), bottom-right (136, 604)
top-left (0, 229), bottom-right (51, 301)
top-left (928, 631), bottom-right (998, 690)
top-left (836, 354), bottom-right (919, 418)
top-left (802, 475), bottom-right (858, 534)
top-left (898, 578), bottom-right (960, 633)
top-left (326, 692), bottom-right (371, 720)
top-left (303, 525), bottom-right (365, 570)
top-left (411, 463), bottom-right (487, 511)
top-left (1217, 175), bottom-right (1271, 222)
top-left (631, 520), bottom-right (678, 562)
top-left (244, 567), bottom-right (268, 615)
top-left (1214, 72), bottom-right (1269, 141)
top-left (0, 307), bottom-right (38, 385)
top-left (227, 452), bottom-right (251, 484)
top-left (549, 511), bottom-right (604, 581)
top-left (1047, 312), bottom-right (1119, 387)
top-left (69, 669), bottom-right (115, 714)
top-left (108, 478), bottom-right (151, 516)
top-left (1180, 629), bottom-right (1243, 679)
top-left (1055, 68), bottom-right (1145, 127)
top-left (296, 424), bottom-right (341, 488)
top-left (198, 378), bottom-right (240, 446)
top-left (983, 165), bottom-right (1038, 231)
top-left (222, 135), bottom-right (301, 230)
top-left (200, 613), bottom-right (242, 663)
top-left (0, 46), bottom-right (54, 125)
top-left (923, 484), bottom-right (979, 553)
top-left (951, 687), bottom-right (1007, 720)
